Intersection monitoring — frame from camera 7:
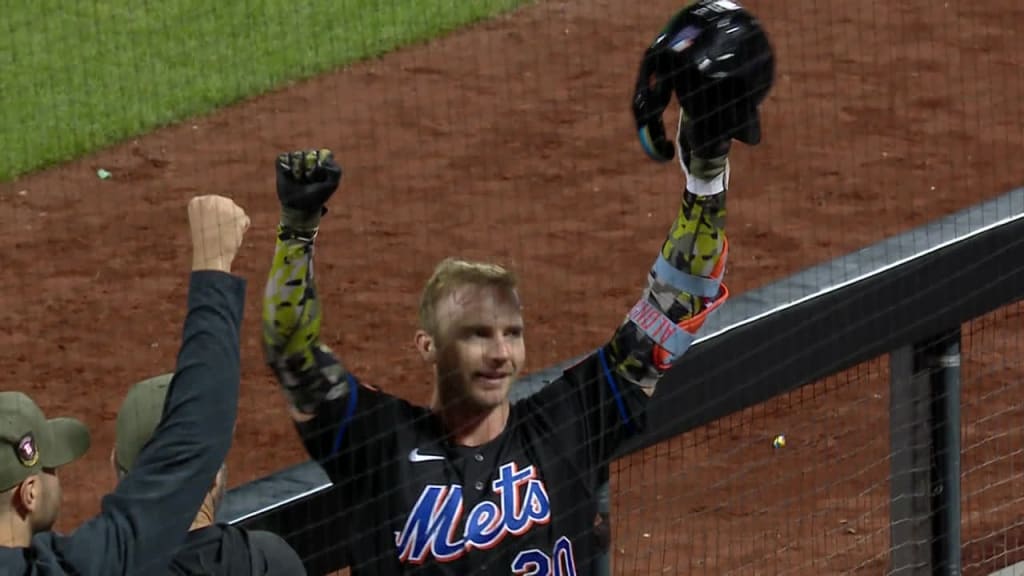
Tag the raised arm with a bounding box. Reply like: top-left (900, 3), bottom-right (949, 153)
top-left (529, 1), bottom-right (774, 470)
top-left (605, 127), bottom-right (730, 398)
top-left (610, 0), bottom-right (774, 396)
top-left (261, 149), bottom-right (349, 422)
top-left (528, 131), bottom-right (734, 474)
top-left (261, 149), bottom-right (396, 478)
top-left (45, 196), bottom-right (250, 575)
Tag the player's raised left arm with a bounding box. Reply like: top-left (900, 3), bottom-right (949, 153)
top-left (520, 3), bottom-right (774, 477)
top-left (528, 139), bottom-right (733, 470)
top-left (605, 132), bottom-right (730, 398)
top-left (608, 0), bottom-right (775, 397)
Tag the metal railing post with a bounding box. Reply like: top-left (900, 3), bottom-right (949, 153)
top-left (888, 328), bottom-right (962, 576)
top-left (927, 330), bottom-right (962, 575)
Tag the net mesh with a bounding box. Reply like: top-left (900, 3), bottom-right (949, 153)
top-left (611, 359), bottom-right (893, 575)
top-left (962, 304), bottom-right (1024, 575)
top-left (609, 303), bottom-right (1024, 576)
top-left (2, 0), bottom-right (1024, 574)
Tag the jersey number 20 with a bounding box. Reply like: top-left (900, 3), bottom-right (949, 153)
top-left (511, 537), bottom-right (577, 576)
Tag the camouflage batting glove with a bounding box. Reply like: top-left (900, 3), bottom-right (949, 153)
top-left (275, 149), bottom-right (343, 231)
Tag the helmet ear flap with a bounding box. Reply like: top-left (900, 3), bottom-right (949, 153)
top-left (632, 44), bottom-right (678, 163)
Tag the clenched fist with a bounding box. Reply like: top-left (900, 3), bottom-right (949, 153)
top-left (276, 149), bottom-right (342, 213)
top-left (188, 195), bottom-right (251, 273)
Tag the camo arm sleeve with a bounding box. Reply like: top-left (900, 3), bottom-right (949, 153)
top-left (607, 178), bottom-right (730, 393)
top-left (263, 226), bottom-right (408, 481)
top-left (261, 226), bottom-right (351, 416)
top-left (526, 171), bottom-right (731, 472)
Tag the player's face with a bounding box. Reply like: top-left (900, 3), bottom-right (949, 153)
top-left (431, 284), bottom-right (525, 411)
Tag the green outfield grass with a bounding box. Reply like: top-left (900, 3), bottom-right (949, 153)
top-left (0, 0), bottom-right (532, 182)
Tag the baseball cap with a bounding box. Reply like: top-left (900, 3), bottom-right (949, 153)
top-left (0, 391), bottom-right (91, 491)
top-left (115, 373), bottom-right (174, 473)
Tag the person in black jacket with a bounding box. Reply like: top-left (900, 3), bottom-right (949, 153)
top-left (112, 373), bottom-right (306, 576)
top-left (0, 194), bottom-right (250, 575)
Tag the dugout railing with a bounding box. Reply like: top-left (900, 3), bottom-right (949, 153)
top-left (219, 186), bottom-right (1024, 575)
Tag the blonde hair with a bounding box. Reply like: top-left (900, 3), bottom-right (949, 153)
top-left (418, 257), bottom-right (519, 336)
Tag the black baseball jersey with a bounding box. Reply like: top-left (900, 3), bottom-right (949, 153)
top-left (297, 344), bottom-right (646, 575)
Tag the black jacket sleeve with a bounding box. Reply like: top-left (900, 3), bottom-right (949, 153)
top-left (38, 270), bottom-right (246, 575)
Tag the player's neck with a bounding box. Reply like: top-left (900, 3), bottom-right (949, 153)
top-left (440, 402), bottom-right (509, 448)
top-left (0, 514), bottom-right (32, 548)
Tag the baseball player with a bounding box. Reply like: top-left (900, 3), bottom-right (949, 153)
top-left (0, 195), bottom-right (251, 575)
top-left (112, 373), bottom-right (306, 575)
top-left (261, 2), bottom-right (773, 574)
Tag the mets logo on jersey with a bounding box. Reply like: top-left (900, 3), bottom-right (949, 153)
top-left (394, 462), bottom-right (578, 574)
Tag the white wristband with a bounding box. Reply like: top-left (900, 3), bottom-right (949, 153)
top-left (687, 169), bottom-right (729, 196)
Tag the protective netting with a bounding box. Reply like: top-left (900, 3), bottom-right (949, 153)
top-left (611, 359), bottom-right (893, 574)
top-left (3, 0), bottom-right (1024, 574)
top-left (604, 303), bottom-right (1024, 576)
top-left (961, 304), bottom-right (1024, 575)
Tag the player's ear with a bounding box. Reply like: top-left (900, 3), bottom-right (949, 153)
top-left (15, 475), bottom-right (40, 515)
top-left (414, 329), bottom-right (436, 363)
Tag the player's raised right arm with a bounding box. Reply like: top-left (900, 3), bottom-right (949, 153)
top-left (260, 156), bottom-right (345, 414)
top-left (260, 150), bottom-right (373, 472)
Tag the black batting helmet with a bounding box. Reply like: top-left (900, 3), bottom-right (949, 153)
top-left (634, 0), bottom-right (775, 160)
